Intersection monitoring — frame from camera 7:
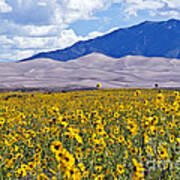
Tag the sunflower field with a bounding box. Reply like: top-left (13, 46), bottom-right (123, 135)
top-left (0, 89), bottom-right (179, 180)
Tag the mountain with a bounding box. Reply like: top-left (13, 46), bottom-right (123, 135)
top-left (20, 19), bottom-right (180, 62)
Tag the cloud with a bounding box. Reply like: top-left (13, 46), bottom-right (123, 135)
top-left (60, 0), bottom-right (111, 24)
top-left (124, 0), bottom-right (165, 16)
top-left (162, 0), bottom-right (180, 8)
top-left (123, 0), bottom-right (180, 17)
top-left (157, 10), bottom-right (180, 18)
top-left (0, 49), bottom-right (36, 62)
top-left (3, 0), bottom-right (57, 26)
top-left (0, 0), bottom-right (12, 13)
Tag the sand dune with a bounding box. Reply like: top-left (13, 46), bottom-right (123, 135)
top-left (0, 53), bottom-right (180, 89)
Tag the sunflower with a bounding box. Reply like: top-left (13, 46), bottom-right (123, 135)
top-left (159, 129), bottom-right (165, 136)
top-left (173, 91), bottom-right (179, 96)
top-left (117, 164), bottom-right (125, 174)
top-left (169, 134), bottom-right (175, 143)
top-left (37, 173), bottom-right (49, 180)
top-left (158, 147), bottom-right (168, 160)
top-left (156, 93), bottom-right (164, 101)
top-left (78, 163), bottom-right (85, 172)
top-left (55, 148), bottom-right (66, 162)
top-left (95, 165), bottom-right (102, 173)
top-left (118, 135), bottom-right (125, 143)
top-left (130, 147), bottom-right (138, 156)
top-left (152, 115), bottom-right (158, 125)
top-left (15, 168), bottom-right (27, 178)
top-left (140, 156), bottom-right (146, 163)
top-left (62, 151), bottom-right (75, 167)
top-left (114, 112), bottom-right (120, 118)
top-left (113, 127), bottom-right (120, 134)
top-left (167, 122), bottom-right (173, 129)
top-left (145, 145), bottom-right (154, 156)
top-left (50, 141), bottom-right (63, 153)
top-left (134, 90), bottom-right (141, 97)
top-left (65, 167), bottom-right (81, 180)
top-left (95, 174), bottom-right (105, 180)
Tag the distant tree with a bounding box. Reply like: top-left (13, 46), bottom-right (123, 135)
top-left (154, 83), bottom-right (158, 88)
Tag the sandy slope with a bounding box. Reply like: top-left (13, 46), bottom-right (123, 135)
top-left (0, 53), bottom-right (180, 89)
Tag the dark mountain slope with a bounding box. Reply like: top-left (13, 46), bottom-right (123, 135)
top-left (20, 19), bottom-right (180, 62)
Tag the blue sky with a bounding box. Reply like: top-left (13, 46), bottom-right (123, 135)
top-left (0, 0), bottom-right (180, 62)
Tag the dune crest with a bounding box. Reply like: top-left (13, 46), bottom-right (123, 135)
top-left (0, 53), bottom-right (180, 89)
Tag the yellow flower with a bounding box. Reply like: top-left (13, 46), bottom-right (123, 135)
top-left (62, 151), bottom-right (75, 167)
top-left (118, 135), bottom-right (125, 143)
top-left (96, 83), bottom-right (102, 88)
top-left (55, 148), bottom-right (66, 162)
top-left (65, 167), bottom-right (81, 180)
top-left (51, 176), bottom-right (57, 180)
top-left (95, 174), bottom-right (104, 180)
top-left (27, 162), bottom-right (36, 172)
top-left (117, 164), bottom-right (125, 174)
top-left (130, 147), bottom-right (138, 156)
top-left (114, 112), bottom-right (120, 118)
top-left (134, 90), bottom-right (141, 97)
top-left (159, 129), bottom-right (165, 136)
top-left (146, 145), bottom-right (154, 156)
top-left (158, 147), bottom-right (168, 160)
top-left (50, 141), bottom-right (63, 153)
top-left (156, 93), bottom-right (164, 101)
top-left (167, 122), bottom-right (173, 129)
top-left (37, 173), bottom-right (49, 180)
top-left (15, 168), bottom-right (27, 178)
top-left (75, 134), bottom-right (83, 144)
top-left (0, 117), bottom-right (5, 124)
top-left (83, 170), bottom-right (89, 178)
top-left (169, 134), bottom-right (175, 143)
top-left (78, 163), bottom-right (85, 172)
top-left (132, 158), bottom-right (138, 166)
top-left (113, 127), bottom-right (120, 134)
top-left (173, 91), bottom-right (179, 96)
top-left (95, 165), bottom-right (102, 173)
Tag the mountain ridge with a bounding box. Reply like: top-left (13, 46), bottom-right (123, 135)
top-left (20, 18), bottom-right (180, 62)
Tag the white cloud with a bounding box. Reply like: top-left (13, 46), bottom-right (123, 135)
top-left (53, 29), bottom-right (83, 49)
top-left (125, 0), bottom-right (165, 16)
top-left (0, 20), bottom-right (64, 37)
top-left (1, 28), bottom-right (115, 51)
top-left (0, 0), bottom-right (12, 13)
top-left (56, 0), bottom-right (111, 24)
top-left (162, 0), bottom-right (180, 8)
top-left (124, 0), bottom-right (180, 17)
top-left (158, 10), bottom-right (180, 18)
top-left (113, 0), bottom-right (123, 2)
top-left (0, 49), bottom-right (36, 62)
top-left (86, 27), bottom-right (119, 39)
top-left (23, 25), bottom-right (61, 37)
top-left (1, 35), bottom-right (13, 44)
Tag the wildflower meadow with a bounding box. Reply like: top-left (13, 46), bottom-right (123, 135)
top-left (0, 89), bottom-right (179, 179)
